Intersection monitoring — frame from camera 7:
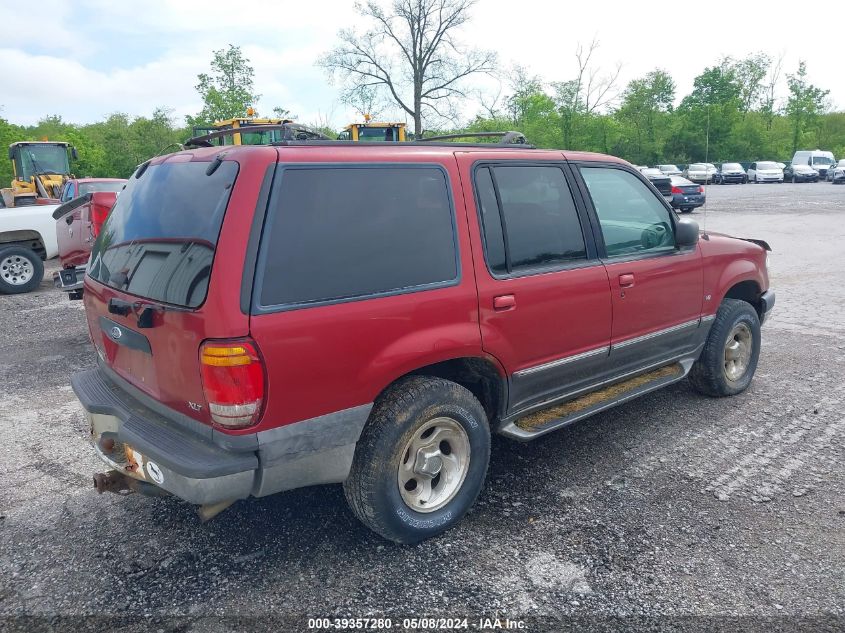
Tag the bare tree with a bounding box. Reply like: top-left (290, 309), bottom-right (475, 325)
top-left (762, 52), bottom-right (784, 130)
top-left (342, 84), bottom-right (387, 120)
top-left (318, 0), bottom-right (496, 136)
top-left (552, 38), bottom-right (622, 146)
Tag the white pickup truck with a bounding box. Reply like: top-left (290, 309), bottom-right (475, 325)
top-left (0, 203), bottom-right (60, 294)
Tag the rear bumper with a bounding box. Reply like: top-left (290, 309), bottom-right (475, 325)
top-left (71, 366), bottom-right (372, 505)
top-left (53, 265), bottom-right (86, 293)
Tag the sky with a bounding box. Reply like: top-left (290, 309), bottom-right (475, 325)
top-left (1, 0), bottom-right (842, 129)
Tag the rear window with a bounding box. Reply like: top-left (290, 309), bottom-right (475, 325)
top-left (87, 160), bottom-right (238, 308)
top-left (79, 181), bottom-right (126, 196)
top-left (257, 166), bottom-right (458, 308)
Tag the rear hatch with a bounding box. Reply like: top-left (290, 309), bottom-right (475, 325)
top-left (82, 151), bottom-right (256, 427)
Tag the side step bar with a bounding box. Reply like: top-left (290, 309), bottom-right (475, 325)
top-left (499, 362), bottom-right (689, 441)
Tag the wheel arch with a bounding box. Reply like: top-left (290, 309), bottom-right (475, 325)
top-left (0, 230), bottom-right (47, 259)
top-left (722, 279), bottom-right (764, 319)
top-left (375, 356), bottom-right (508, 424)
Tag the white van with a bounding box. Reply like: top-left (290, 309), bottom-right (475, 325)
top-left (791, 150), bottom-right (836, 178)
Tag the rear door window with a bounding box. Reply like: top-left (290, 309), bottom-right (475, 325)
top-left (474, 165), bottom-right (587, 276)
top-left (257, 166), bottom-right (458, 308)
top-left (87, 160), bottom-right (238, 308)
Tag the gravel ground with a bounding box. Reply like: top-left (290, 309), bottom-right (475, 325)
top-left (1, 182), bottom-right (843, 632)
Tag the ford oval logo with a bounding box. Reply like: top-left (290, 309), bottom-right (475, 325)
top-left (110, 326), bottom-right (123, 340)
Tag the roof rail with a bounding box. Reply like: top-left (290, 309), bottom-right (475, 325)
top-left (184, 123), bottom-right (331, 147)
top-left (417, 131), bottom-right (529, 145)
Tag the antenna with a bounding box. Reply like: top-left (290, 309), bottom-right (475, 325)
top-left (701, 90), bottom-right (711, 238)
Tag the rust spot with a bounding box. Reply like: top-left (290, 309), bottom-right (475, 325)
top-left (516, 364), bottom-right (683, 431)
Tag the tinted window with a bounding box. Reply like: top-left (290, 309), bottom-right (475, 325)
top-left (474, 167), bottom-right (507, 273)
top-left (259, 167), bottom-right (457, 307)
top-left (87, 161), bottom-right (238, 308)
top-left (475, 165), bottom-right (586, 275)
top-left (580, 167), bottom-right (675, 257)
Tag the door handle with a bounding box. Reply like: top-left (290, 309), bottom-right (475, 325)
top-left (493, 294), bottom-right (516, 311)
top-left (619, 273), bottom-right (635, 288)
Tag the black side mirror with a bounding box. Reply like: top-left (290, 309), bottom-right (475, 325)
top-left (676, 219), bottom-right (699, 247)
top-left (71, 146), bottom-right (78, 160)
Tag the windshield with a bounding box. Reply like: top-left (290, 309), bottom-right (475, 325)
top-left (688, 164), bottom-right (706, 170)
top-left (88, 160), bottom-right (238, 308)
top-left (15, 144), bottom-right (70, 181)
top-left (79, 181), bottom-right (126, 196)
top-left (358, 127), bottom-right (399, 142)
top-left (811, 156), bottom-right (833, 165)
top-left (722, 163), bottom-right (742, 170)
top-left (757, 162), bottom-right (779, 170)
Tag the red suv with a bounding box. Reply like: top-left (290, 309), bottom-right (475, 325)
top-left (71, 140), bottom-right (774, 543)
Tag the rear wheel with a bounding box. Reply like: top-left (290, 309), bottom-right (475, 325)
top-left (689, 299), bottom-right (761, 397)
top-left (0, 246), bottom-right (44, 294)
top-left (344, 376), bottom-right (491, 544)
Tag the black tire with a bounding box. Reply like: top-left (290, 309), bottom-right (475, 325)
top-left (680, 207), bottom-right (692, 213)
top-left (689, 299), bottom-right (761, 397)
top-left (344, 376), bottom-right (491, 544)
top-left (0, 246), bottom-right (44, 294)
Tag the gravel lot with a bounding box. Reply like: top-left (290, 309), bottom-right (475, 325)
top-left (1, 182), bottom-right (843, 632)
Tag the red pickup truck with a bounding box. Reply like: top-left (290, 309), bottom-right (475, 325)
top-left (52, 179), bottom-right (126, 298)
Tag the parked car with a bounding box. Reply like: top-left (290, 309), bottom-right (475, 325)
top-left (638, 167), bottom-right (673, 200)
top-left (0, 202), bottom-right (60, 293)
top-left (52, 191), bottom-right (119, 298)
top-left (747, 161), bottom-right (784, 183)
top-left (826, 159), bottom-right (845, 182)
top-left (656, 164), bottom-right (683, 176)
top-left (790, 150), bottom-right (835, 179)
top-left (59, 178), bottom-right (127, 203)
top-left (716, 163), bottom-right (747, 184)
top-left (70, 141), bottom-right (774, 544)
top-left (683, 163), bottom-right (719, 184)
top-left (828, 160), bottom-right (845, 184)
top-left (669, 175), bottom-right (705, 212)
top-left (783, 163), bottom-right (819, 183)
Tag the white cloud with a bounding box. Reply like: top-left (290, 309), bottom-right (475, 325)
top-left (1, 0), bottom-right (842, 131)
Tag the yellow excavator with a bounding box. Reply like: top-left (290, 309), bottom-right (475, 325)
top-left (1, 141), bottom-right (76, 207)
top-left (339, 115), bottom-right (407, 142)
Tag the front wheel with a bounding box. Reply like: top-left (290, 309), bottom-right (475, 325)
top-left (689, 299), bottom-right (761, 397)
top-left (344, 376), bottom-right (491, 544)
top-left (0, 246), bottom-right (44, 294)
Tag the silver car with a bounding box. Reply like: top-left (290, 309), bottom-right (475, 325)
top-left (831, 159), bottom-right (845, 184)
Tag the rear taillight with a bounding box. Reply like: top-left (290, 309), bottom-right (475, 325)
top-left (90, 202), bottom-right (110, 237)
top-left (671, 186), bottom-right (682, 194)
top-left (699, 186), bottom-right (705, 193)
top-left (199, 339), bottom-right (265, 429)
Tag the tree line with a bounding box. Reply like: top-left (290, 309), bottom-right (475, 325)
top-left (2, 0), bottom-right (842, 188)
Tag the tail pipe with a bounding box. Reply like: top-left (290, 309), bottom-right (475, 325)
top-left (92, 470), bottom-right (169, 497)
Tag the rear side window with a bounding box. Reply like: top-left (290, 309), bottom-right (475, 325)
top-left (87, 161), bottom-right (238, 308)
top-left (474, 165), bottom-right (587, 275)
top-left (258, 166), bottom-right (457, 307)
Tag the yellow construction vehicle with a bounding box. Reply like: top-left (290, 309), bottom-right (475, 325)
top-left (339, 115), bottom-right (407, 142)
top-left (2, 141), bottom-right (76, 208)
top-left (190, 108), bottom-right (302, 146)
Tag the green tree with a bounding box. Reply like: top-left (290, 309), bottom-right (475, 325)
top-left (616, 69), bottom-right (675, 163)
top-left (785, 61), bottom-right (829, 153)
top-left (188, 45), bottom-right (260, 126)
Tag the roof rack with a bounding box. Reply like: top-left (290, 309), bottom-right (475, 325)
top-left (416, 131), bottom-right (529, 145)
top-left (184, 123), bottom-right (331, 147)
